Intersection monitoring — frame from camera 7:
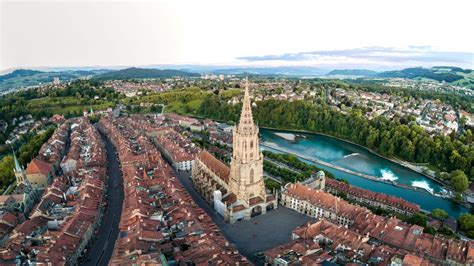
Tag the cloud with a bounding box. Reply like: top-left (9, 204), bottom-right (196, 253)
top-left (237, 46), bottom-right (474, 69)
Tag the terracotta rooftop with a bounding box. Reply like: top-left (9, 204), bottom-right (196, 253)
top-left (403, 253), bottom-right (424, 266)
top-left (326, 178), bottom-right (419, 212)
top-left (197, 150), bottom-right (230, 183)
top-left (25, 158), bottom-right (53, 176)
top-left (286, 183), bottom-right (368, 219)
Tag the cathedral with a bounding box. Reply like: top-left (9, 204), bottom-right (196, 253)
top-left (192, 79), bottom-right (277, 223)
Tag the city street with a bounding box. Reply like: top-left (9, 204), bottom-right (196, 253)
top-left (83, 134), bottom-right (124, 266)
top-left (175, 171), bottom-right (314, 264)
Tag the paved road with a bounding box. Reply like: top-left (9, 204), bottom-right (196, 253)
top-left (174, 171), bottom-right (313, 265)
top-left (265, 157), bottom-right (302, 175)
top-left (82, 134), bottom-right (124, 266)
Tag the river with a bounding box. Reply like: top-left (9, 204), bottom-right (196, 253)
top-left (260, 128), bottom-right (469, 218)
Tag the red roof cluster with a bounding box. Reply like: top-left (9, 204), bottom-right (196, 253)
top-left (99, 116), bottom-right (248, 265)
top-left (283, 183), bottom-right (474, 265)
top-left (326, 178), bottom-right (420, 214)
top-left (37, 123), bottom-right (69, 166)
top-left (0, 118), bottom-right (108, 265)
top-left (154, 128), bottom-right (198, 163)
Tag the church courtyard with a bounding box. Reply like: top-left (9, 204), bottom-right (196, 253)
top-left (175, 171), bottom-right (314, 264)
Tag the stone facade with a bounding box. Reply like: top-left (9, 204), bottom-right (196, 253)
top-left (192, 79), bottom-right (277, 223)
top-left (281, 182), bottom-right (367, 227)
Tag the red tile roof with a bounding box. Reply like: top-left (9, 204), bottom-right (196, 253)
top-left (197, 150), bottom-right (230, 183)
top-left (286, 183), bottom-right (367, 220)
top-left (25, 158), bottom-right (53, 176)
top-left (403, 254), bottom-right (423, 266)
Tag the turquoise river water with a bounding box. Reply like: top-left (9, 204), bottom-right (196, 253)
top-left (260, 128), bottom-right (469, 218)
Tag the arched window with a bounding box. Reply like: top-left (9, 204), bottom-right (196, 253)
top-left (250, 169), bottom-right (254, 183)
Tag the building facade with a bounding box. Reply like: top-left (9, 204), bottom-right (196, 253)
top-left (192, 79), bottom-right (277, 223)
top-left (1, 152), bottom-right (41, 215)
top-left (25, 158), bottom-right (54, 189)
top-left (281, 182), bottom-right (366, 227)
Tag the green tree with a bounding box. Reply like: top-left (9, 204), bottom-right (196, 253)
top-left (451, 170), bottom-right (469, 192)
top-left (458, 213), bottom-right (474, 237)
top-left (430, 208), bottom-right (449, 220)
top-left (408, 213), bottom-right (427, 227)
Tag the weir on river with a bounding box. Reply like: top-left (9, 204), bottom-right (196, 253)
top-left (261, 142), bottom-right (434, 195)
top-left (259, 128), bottom-right (469, 217)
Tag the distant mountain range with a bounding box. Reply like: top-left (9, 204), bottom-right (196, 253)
top-left (326, 69), bottom-right (378, 77)
top-left (92, 67), bottom-right (199, 80)
top-left (208, 66), bottom-right (328, 76)
top-left (1, 66), bottom-right (472, 93)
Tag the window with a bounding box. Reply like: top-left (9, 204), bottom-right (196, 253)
top-left (250, 141), bottom-right (253, 148)
top-left (250, 169), bottom-right (254, 183)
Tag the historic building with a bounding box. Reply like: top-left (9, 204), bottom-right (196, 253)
top-left (192, 79), bottom-right (277, 223)
top-left (25, 158), bottom-right (54, 189)
top-left (0, 152), bottom-right (40, 215)
top-left (304, 170), bottom-right (419, 215)
top-left (281, 182), bottom-right (366, 227)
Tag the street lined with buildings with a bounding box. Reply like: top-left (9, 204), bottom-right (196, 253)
top-left (83, 133), bottom-right (124, 266)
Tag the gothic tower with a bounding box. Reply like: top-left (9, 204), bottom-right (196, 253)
top-left (228, 78), bottom-right (266, 206)
top-left (13, 150), bottom-right (28, 185)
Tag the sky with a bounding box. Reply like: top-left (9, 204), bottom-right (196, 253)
top-left (1, 0), bottom-right (473, 73)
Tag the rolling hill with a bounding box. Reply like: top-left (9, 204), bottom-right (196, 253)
top-left (0, 69), bottom-right (106, 93)
top-left (92, 67), bottom-right (199, 80)
top-left (377, 66), bottom-right (474, 86)
top-left (326, 69), bottom-right (378, 77)
top-left (208, 66), bottom-right (328, 76)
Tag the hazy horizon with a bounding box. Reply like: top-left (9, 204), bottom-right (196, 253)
top-left (1, 0), bottom-right (473, 73)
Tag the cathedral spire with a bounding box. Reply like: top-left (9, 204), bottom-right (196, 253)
top-left (12, 149), bottom-right (29, 186)
top-left (237, 77), bottom-right (255, 133)
top-left (12, 149), bottom-right (22, 173)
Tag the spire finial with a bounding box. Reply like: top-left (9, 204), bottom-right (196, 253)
top-left (12, 148), bottom-right (22, 173)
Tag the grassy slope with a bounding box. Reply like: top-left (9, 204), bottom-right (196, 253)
top-left (26, 96), bottom-right (114, 115)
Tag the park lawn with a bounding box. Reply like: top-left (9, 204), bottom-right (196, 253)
top-left (187, 99), bottom-right (203, 110)
top-left (28, 103), bottom-right (114, 116)
top-left (165, 99), bottom-right (203, 114)
top-left (27, 96), bottom-right (80, 108)
top-left (220, 88), bottom-right (242, 99)
top-left (165, 101), bottom-right (185, 114)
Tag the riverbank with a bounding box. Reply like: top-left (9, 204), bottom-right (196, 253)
top-left (261, 142), bottom-right (443, 197)
top-left (182, 114), bottom-right (450, 190)
top-left (260, 126), bottom-right (453, 194)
